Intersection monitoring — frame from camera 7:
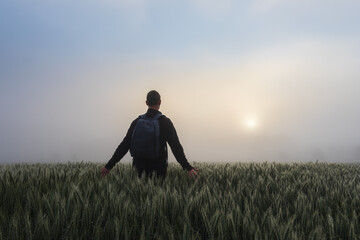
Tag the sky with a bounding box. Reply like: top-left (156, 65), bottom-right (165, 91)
top-left (1, 0), bottom-right (360, 164)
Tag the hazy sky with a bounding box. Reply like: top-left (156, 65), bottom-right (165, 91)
top-left (1, 0), bottom-right (360, 164)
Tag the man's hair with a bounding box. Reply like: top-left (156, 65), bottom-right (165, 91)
top-left (146, 90), bottom-right (161, 106)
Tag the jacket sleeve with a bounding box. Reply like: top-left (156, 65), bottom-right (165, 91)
top-left (105, 119), bottom-right (137, 170)
top-left (165, 118), bottom-right (193, 171)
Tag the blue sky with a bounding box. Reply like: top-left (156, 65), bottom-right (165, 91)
top-left (2, 0), bottom-right (358, 65)
top-left (1, 0), bottom-right (360, 163)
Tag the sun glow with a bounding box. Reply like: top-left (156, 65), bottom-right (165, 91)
top-left (244, 117), bottom-right (258, 130)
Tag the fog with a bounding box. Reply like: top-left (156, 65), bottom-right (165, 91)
top-left (1, 0), bottom-right (360, 164)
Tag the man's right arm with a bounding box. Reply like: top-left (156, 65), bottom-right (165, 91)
top-left (104, 119), bottom-right (137, 170)
top-left (164, 118), bottom-right (194, 171)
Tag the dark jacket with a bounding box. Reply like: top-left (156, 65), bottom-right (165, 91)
top-left (105, 108), bottom-right (193, 171)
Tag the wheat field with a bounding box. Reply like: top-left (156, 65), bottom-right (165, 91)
top-left (0, 162), bottom-right (359, 239)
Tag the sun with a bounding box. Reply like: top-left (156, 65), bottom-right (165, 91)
top-left (244, 117), bottom-right (258, 130)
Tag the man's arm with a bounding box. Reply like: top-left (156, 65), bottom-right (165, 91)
top-left (165, 118), bottom-right (194, 171)
top-left (104, 119), bottom-right (137, 171)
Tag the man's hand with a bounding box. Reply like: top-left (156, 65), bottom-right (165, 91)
top-left (188, 168), bottom-right (199, 178)
top-left (101, 167), bottom-right (110, 177)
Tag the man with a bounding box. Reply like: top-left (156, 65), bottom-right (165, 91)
top-left (101, 90), bottom-right (199, 179)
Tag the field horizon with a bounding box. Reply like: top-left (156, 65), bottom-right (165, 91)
top-left (1, 159), bottom-right (359, 165)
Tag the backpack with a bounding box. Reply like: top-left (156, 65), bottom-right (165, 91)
top-left (130, 113), bottom-right (162, 159)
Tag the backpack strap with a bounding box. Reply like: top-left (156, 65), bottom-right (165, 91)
top-left (153, 113), bottom-right (163, 120)
top-left (139, 113), bottom-right (163, 119)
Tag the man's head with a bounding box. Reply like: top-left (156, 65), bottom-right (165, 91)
top-left (146, 90), bottom-right (161, 109)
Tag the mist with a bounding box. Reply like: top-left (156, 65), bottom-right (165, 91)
top-left (1, 0), bottom-right (360, 164)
